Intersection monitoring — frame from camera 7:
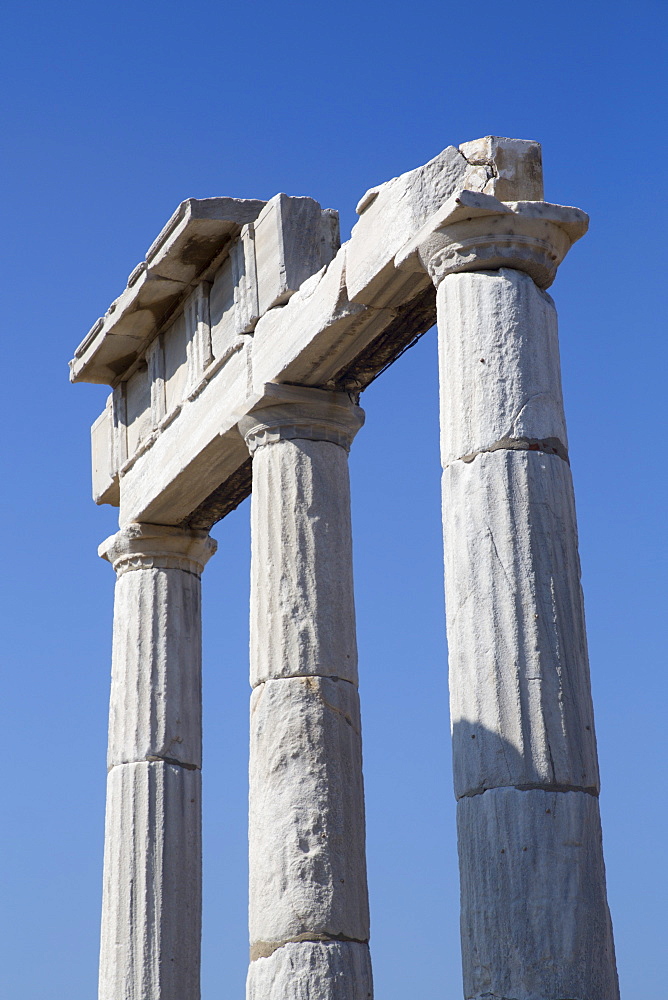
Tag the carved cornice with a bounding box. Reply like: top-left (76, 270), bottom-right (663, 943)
top-left (99, 523), bottom-right (217, 577)
top-left (238, 383), bottom-right (365, 455)
top-left (395, 190), bottom-right (588, 290)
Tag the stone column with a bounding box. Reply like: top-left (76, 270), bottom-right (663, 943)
top-left (397, 192), bottom-right (619, 1000)
top-left (98, 523), bottom-right (216, 1000)
top-left (238, 384), bottom-right (373, 1000)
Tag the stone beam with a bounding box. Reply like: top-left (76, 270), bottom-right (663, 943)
top-left (72, 138), bottom-right (543, 528)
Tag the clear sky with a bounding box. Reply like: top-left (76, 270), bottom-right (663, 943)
top-left (1, 1), bottom-right (666, 997)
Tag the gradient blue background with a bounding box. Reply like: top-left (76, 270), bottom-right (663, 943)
top-left (1, 1), bottom-right (666, 996)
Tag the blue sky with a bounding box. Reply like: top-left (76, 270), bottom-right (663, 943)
top-left (1, 1), bottom-right (666, 996)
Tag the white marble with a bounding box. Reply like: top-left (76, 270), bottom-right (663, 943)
top-left (458, 787), bottom-right (618, 1000)
top-left (247, 941), bottom-right (373, 1000)
top-left (458, 135), bottom-right (544, 201)
top-left (240, 385), bottom-right (371, 998)
top-left (395, 189), bottom-right (588, 291)
top-left (98, 524), bottom-right (215, 1000)
top-left (99, 761), bottom-right (202, 1000)
top-left (239, 387), bottom-right (364, 688)
top-left (403, 182), bottom-right (620, 997)
top-left (71, 139), bottom-right (621, 1000)
top-left (437, 269), bottom-right (568, 466)
top-left (249, 676), bottom-right (369, 951)
top-left (443, 450), bottom-right (599, 799)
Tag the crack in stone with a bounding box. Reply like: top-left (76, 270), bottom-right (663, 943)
top-left (250, 932), bottom-right (368, 961)
top-left (108, 756), bottom-right (200, 772)
top-left (457, 782), bottom-right (599, 800)
top-left (456, 436), bottom-right (569, 465)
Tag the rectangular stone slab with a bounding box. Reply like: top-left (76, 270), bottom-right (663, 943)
top-left (249, 676), bottom-right (369, 950)
top-left (442, 450), bottom-right (600, 798)
top-left (457, 787), bottom-right (619, 1000)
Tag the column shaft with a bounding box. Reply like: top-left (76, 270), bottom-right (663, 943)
top-left (437, 270), bottom-right (618, 1000)
top-left (98, 524), bottom-right (215, 1000)
top-left (240, 387), bottom-right (373, 1000)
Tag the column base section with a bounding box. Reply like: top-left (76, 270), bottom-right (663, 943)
top-left (457, 787), bottom-right (619, 1000)
top-left (99, 760), bottom-right (201, 1000)
top-left (247, 941), bottom-right (373, 1000)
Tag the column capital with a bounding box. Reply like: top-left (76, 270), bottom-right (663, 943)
top-left (395, 189), bottom-right (588, 290)
top-left (238, 383), bottom-right (364, 454)
top-left (99, 522), bottom-right (217, 577)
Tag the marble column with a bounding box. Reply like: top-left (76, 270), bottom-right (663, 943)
top-left (98, 523), bottom-right (216, 1000)
top-left (238, 384), bottom-right (373, 1000)
top-left (397, 193), bottom-right (619, 999)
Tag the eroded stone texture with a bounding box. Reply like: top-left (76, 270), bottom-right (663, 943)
top-left (100, 524), bottom-right (216, 769)
top-left (443, 450), bottom-right (599, 799)
top-left (99, 761), bottom-right (201, 1000)
top-left (249, 676), bottom-right (369, 951)
top-left (240, 385), bottom-right (371, 1000)
top-left (416, 175), bottom-right (618, 998)
top-left (437, 269), bottom-right (568, 466)
top-left (98, 524), bottom-right (215, 1000)
top-left (459, 136), bottom-right (544, 201)
top-left (346, 143), bottom-right (472, 308)
top-left (458, 787), bottom-right (618, 1000)
top-left (247, 941), bottom-right (373, 1000)
top-left (105, 563), bottom-right (203, 768)
top-left (241, 390), bottom-right (363, 687)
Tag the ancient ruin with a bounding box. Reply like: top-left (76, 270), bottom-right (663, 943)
top-left (70, 136), bottom-right (619, 999)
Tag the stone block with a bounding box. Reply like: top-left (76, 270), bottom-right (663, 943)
top-left (250, 437), bottom-right (358, 686)
top-left (117, 336), bottom-right (250, 526)
top-left (251, 248), bottom-right (393, 390)
top-left (91, 395), bottom-right (119, 505)
top-left (124, 362), bottom-right (152, 457)
top-left (247, 941), bottom-right (373, 1000)
top-left (442, 450), bottom-right (600, 798)
top-left (457, 787), bottom-right (618, 1000)
top-left (459, 135), bottom-right (544, 201)
top-left (107, 564), bottom-right (202, 768)
top-left (99, 761), bottom-right (201, 1000)
top-left (249, 676), bottom-right (369, 950)
top-left (437, 268), bottom-right (568, 465)
top-left (253, 193), bottom-right (340, 316)
top-left (345, 144), bottom-right (475, 308)
top-left (70, 196), bottom-right (266, 384)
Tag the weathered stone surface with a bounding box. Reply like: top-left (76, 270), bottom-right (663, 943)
top-left (254, 194), bottom-right (339, 315)
top-left (251, 248), bottom-right (395, 391)
top-left (459, 135), bottom-right (544, 201)
top-left (78, 137), bottom-right (559, 529)
top-left (247, 941), bottom-right (373, 1000)
top-left (443, 450), bottom-right (599, 799)
top-left (346, 144), bottom-right (476, 308)
top-left (245, 409), bottom-right (361, 686)
top-left (97, 525), bottom-right (214, 1000)
top-left (437, 269), bottom-right (567, 466)
top-left (99, 761), bottom-right (201, 1000)
top-left (249, 676), bottom-right (369, 951)
top-left (91, 395), bottom-right (119, 505)
top-left (105, 561), bottom-right (204, 768)
top-left (70, 196), bottom-right (266, 384)
top-left (117, 336), bottom-right (250, 526)
top-left (395, 190), bottom-right (588, 291)
top-left (458, 787), bottom-right (619, 1000)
